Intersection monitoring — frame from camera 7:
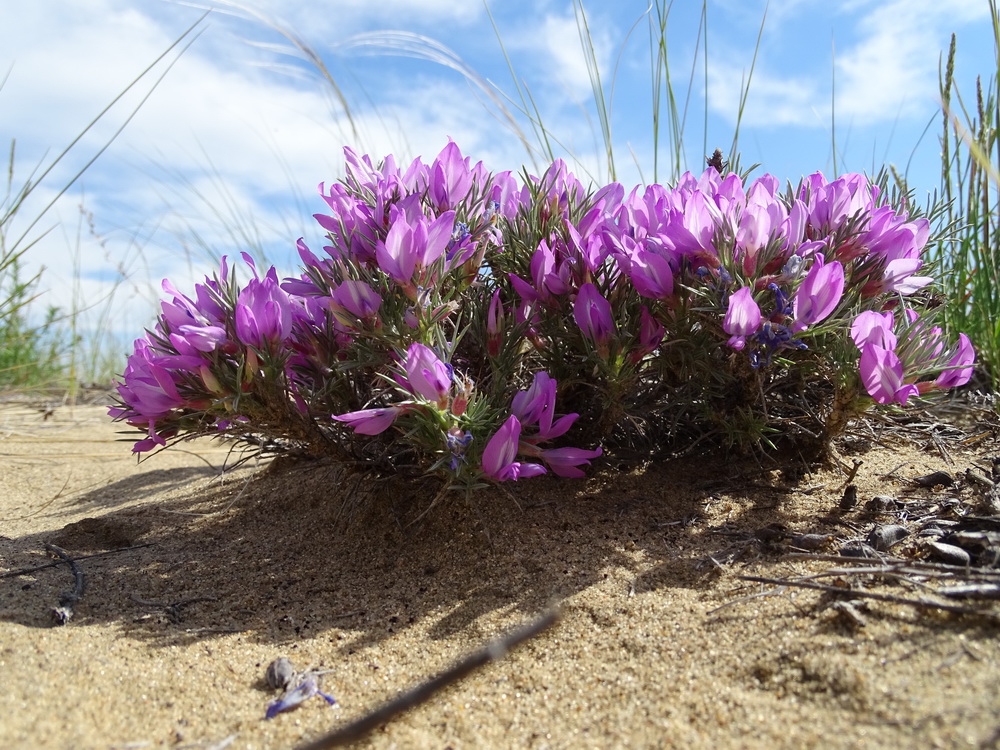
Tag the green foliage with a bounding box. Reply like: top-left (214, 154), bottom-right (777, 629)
top-left (0, 260), bottom-right (69, 388)
top-left (930, 3), bottom-right (1000, 392)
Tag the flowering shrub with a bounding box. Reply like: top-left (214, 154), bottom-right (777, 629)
top-left (110, 142), bottom-right (975, 490)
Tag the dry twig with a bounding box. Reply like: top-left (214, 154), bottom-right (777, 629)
top-left (44, 543), bottom-right (84, 625)
top-left (129, 593), bottom-right (219, 624)
top-left (296, 608), bottom-right (559, 749)
top-left (738, 574), bottom-right (999, 619)
top-left (0, 543), bottom-right (153, 579)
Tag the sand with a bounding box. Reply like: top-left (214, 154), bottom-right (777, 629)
top-left (1, 400), bottom-right (998, 749)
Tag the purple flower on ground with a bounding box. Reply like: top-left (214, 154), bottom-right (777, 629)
top-left (332, 406), bottom-right (403, 435)
top-left (573, 283), bottom-right (614, 345)
top-left (858, 345), bottom-right (919, 405)
top-left (331, 280), bottom-right (382, 324)
top-left (723, 287), bottom-right (762, 350)
top-left (512, 372), bottom-right (578, 441)
top-left (792, 257), bottom-right (845, 331)
top-left (934, 333), bottom-right (975, 389)
top-left (403, 342), bottom-right (452, 405)
top-left (849, 310), bottom-right (973, 395)
top-left (481, 415), bottom-right (546, 482)
top-left (850, 311), bottom-right (897, 350)
top-left (539, 446), bottom-right (603, 478)
top-left (265, 674), bottom-right (337, 720)
top-left (234, 267), bottom-right (293, 347)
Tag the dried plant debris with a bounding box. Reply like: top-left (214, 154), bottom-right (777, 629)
top-left (725, 458), bottom-right (1000, 623)
top-left (866, 524), bottom-right (909, 552)
top-left (262, 657), bottom-right (337, 720)
top-left (265, 657), bottom-right (296, 691)
top-left (44, 543), bottom-right (84, 625)
top-left (129, 592), bottom-right (220, 626)
top-left (912, 470), bottom-right (956, 488)
top-left (924, 540), bottom-right (972, 566)
top-left (296, 609), bottom-right (558, 749)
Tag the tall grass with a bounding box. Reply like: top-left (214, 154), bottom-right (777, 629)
top-left (0, 15), bottom-right (207, 394)
top-left (0, 258), bottom-right (66, 388)
top-left (932, 1), bottom-right (1000, 390)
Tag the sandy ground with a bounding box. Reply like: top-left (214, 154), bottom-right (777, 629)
top-left (2, 400), bottom-right (999, 750)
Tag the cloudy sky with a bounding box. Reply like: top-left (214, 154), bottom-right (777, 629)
top-left (0, 0), bottom-right (993, 355)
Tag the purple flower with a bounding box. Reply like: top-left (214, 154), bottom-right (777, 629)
top-left (512, 371), bottom-right (578, 441)
top-left (111, 338), bottom-right (195, 453)
top-left (539, 446), bottom-right (603, 478)
top-left (879, 257), bottom-right (932, 296)
top-left (800, 172), bottom-right (876, 231)
top-left (723, 287), bottom-right (762, 350)
top-left (332, 406), bottom-right (403, 435)
top-left (234, 267), bottom-right (293, 347)
top-left (573, 283), bottom-right (614, 344)
top-left (793, 257), bottom-right (845, 331)
top-left (781, 199), bottom-right (808, 251)
top-left (115, 339), bottom-right (187, 418)
top-left (171, 324), bottom-right (227, 355)
top-left (527, 239), bottom-right (573, 300)
top-left (331, 280), bottom-right (382, 323)
top-left (481, 415), bottom-right (547, 482)
top-left (935, 333), bottom-right (975, 389)
top-left (850, 311), bottom-right (896, 350)
top-left (631, 306), bottom-right (665, 362)
top-left (511, 371), bottom-right (554, 425)
top-left (625, 247), bottom-right (674, 299)
top-left (486, 289), bottom-right (505, 357)
top-left (671, 190), bottom-right (721, 257)
top-left (403, 342), bottom-right (452, 405)
top-left (428, 141), bottom-right (474, 211)
top-left (295, 237), bottom-right (322, 267)
top-left (735, 200), bottom-right (785, 271)
top-left (265, 674), bottom-right (337, 720)
top-left (160, 273), bottom-right (226, 330)
top-left (858, 344), bottom-right (919, 405)
top-left (376, 210), bottom-right (456, 287)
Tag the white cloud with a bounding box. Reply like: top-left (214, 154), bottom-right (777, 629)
top-left (706, 62), bottom-right (821, 128)
top-left (831, 0), bottom-right (975, 122)
top-left (540, 11), bottom-right (601, 96)
top-left (208, 0), bottom-right (486, 31)
top-left (502, 5), bottom-right (615, 101)
top-left (705, 0), bottom-right (990, 129)
top-left (1, 0), bottom-right (556, 342)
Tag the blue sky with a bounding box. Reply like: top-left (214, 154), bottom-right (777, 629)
top-left (0, 0), bottom-right (994, 347)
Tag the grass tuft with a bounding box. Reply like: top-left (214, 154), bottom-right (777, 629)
top-left (930, 3), bottom-right (1000, 392)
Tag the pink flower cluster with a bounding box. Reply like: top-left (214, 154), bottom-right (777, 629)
top-left (482, 372), bottom-right (602, 480)
top-left (496, 164), bottom-right (972, 398)
top-left (851, 310), bottom-right (974, 404)
top-left (111, 142), bottom-right (975, 483)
